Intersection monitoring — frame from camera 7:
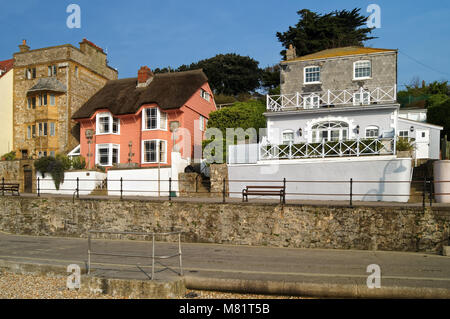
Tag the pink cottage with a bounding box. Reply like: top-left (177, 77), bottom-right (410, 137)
top-left (72, 67), bottom-right (216, 169)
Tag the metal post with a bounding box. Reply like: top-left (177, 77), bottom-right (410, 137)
top-left (151, 234), bottom-right (155, 280)
top-left (76, 177), bottom-right (79, 199)
top-left (429, 177), bottom-right (433, 207)
top-left (350, 178), bottom-right (353, 207)
top-left (120, 177), bottom-right (123, 200)
top-left (422, 177), bottom-right (426, 209)
top-left (37, 177), bottom-right (40, 197)
top-left (178, 232), bottom-right (183, 276)
top-left (283, 178), bottom-right (286, 204)
top-left (222, 178), bottom-right (226, 203)
top-left (87, 233), bottom-right (91, 275)
top-left (2, 177), bottom-right (4, 196)
top-left (169, 177), bottom-right (172, 201)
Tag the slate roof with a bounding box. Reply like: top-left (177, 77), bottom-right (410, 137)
top-left (72, 69), bottom-right (208, 119)
top-left (27, 77), bottom-right (67, 94)
top-left (284, 46), bottom-right (397, 63)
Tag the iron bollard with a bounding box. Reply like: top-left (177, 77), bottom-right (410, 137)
top-left (76, 177), bottom-right (79, 199)
top-left (169, 177), bottom-right (172, 201)
top-left (120, 177), bottom-right (123, 200)
top-left (2, 177), bottom-right (4, 196)
top-left (222, 178), bottom-right (226, 203)
top-left (37, 177), bottom-right (40, 197)
top-left (349, 178), bottom-right (353, 207)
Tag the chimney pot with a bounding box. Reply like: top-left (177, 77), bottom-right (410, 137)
top-left (137, 66), bottom-right (154, 87)
top-left (19, 39), bottom-right (30, 53)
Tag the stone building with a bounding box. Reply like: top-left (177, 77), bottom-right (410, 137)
top-left (13, 39), bottom-right (118, 159)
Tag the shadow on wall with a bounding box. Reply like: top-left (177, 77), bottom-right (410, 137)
top-left (362, 159), bottom-right (411, 202)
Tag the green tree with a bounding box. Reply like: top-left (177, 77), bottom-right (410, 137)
top-left (261, 65), bottom-right (280, 93)
top-left (428, 99), bottom-right (450, 139)
top-left (276, 8), bottom-right (376, 59)
top-left (154, 54), bottom-right (262, 96)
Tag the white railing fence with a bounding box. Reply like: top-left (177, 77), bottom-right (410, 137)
top-left (259, 138), bottom-right (395, 160)
top-left (267, 85), bottom-right (397, 112)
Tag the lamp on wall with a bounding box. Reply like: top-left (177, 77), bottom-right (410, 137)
top-left (410, 126), bottom-right (414, 133)
top-left (355, 125), bottom-right (360, 135)
top-left (298, 128), bottom-right (302, 137)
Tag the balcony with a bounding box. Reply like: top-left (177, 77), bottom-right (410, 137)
top-left (227, 137), bottom-right (396, 164)
top-left (267, 85), bottom-right (397, 112)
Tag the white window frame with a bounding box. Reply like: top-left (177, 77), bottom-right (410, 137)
top-left (353, 91), bottom-right (370, 105)
top-left (50, 122), bottom-right (55, 136)
top-left (282, 130), bottom-right (295, 145)
top-left (303, 94), bottom-right (320, 108)
top-left (199, 115), bottom-right (205, 131)
top-left (49, 94), bottom-right (55, 106)
top-left (142, 107), bottom-right (168, 131)
top-left (398, 130), bottom-right (409, 139)
top-left (365, 126), bottom-right (380, 138)
top-left (96, 112), bottom-right (120, 135)
top-left (95, 143), bottom-right (120, 166)
top-left (353, 60), bottom-right (372, 80)
top-left (304, 66), bottom-right (321, 84)
top-left (200, 89), bottom-right (211, 102)
top-left (141, 139), bottom-right (168, 164)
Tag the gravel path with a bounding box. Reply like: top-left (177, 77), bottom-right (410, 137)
top-left (0, 270), bottom-right (302, 299)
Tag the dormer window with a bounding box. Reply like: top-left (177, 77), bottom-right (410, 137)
top-left (354, 61), bottom-right (371, 80)
top-left (142, 107), bottom-right (167, 131)
top-left (201, 89), bottom-right (211, 101)
top-left (304, 66), bottom-right (321, 84)
top-left (96, 112), bottom-right (119, 135)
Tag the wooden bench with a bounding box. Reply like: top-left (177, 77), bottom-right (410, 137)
top-left (1, 183), bottom-right (20, 196)
top-left (242, 185), bottom-right (285, 203)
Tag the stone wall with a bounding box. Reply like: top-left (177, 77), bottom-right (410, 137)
top-left (0, 196), bottom-right (449, 253)
top-left (210, 164), bottom-right (228, 197)
top-left (178, 172), bottom-right (210, 197)
top-left (281, 51), bottom-right (397, 95)
top-left (0, 159), bottom-right (36, 193)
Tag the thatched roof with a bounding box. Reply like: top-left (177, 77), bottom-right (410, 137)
top-left (72, 69), bottom-right (208, 119)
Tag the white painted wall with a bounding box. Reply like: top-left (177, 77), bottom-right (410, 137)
top-left (36, 171), bottom-right (106, 195)
top-left (107, 152), bottom-right (188, 197)
top-left (228, 157), bottom-right (412, 202)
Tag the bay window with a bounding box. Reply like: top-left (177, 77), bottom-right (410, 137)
top-left (142, 140), bottom-right (167, 163)
top-left (96, 144), bottom-right (120, 166)
top-left (96, 112), bottom-right (119, 134)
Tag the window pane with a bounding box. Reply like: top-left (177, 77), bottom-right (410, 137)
top-left (50, 94), bottom-right (55, 106)
top-left (282, 132), bottom-right (294, 144)
top-left (160, 112), bottom-right (167, 130)
top-left (355, 61), bottom-right (371, 78)
top-left (112, 118), bottom-right (119, 133)
top-left (43, 123), bottom-right (47, 136)
top-left (305, 66), bottom-right (320, 83)
top-left (99, 147), bottom-right (109, 165)
top-left (145, 108), bottom-right (158, 129)
top-left (50, 122), bottom-right (55, 136)
top-left (159, 141), bottom-right (166, 162)
top-left (144, 141), bottom-right (157, 162)
top-left (99, 116), bottom-right (110, 133)
top-left (112, 147), bottom-right (119, 164)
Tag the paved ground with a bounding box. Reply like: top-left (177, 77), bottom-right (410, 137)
top-left (15, 192), bottom-right (450, 208)
top-left (0, 231), bottom-right (449, 294)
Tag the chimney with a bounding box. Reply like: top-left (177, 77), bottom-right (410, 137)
top-left (19, 39), bottom-right (30, 53)
top-left (137, 66), bottom-right (154, 87)
top-left (286, 44), bottom-right (296, 61)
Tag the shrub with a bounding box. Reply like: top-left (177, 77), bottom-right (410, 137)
top-left (34, 156), bottom-right (66, 190)
top-left (1, 151), bottom-right (16, 161)
top-left (396, 138), bottom-right (414, 152)
top-left (71, 156), bottom-right (86, 170)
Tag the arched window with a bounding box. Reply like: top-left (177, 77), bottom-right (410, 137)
top-left (311, 121), bottom-right (349, 142)
top-left (282, 130), bottom-right (294, 145)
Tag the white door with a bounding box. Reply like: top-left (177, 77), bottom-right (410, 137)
top-left (415, 130), bottom-right (429, 159)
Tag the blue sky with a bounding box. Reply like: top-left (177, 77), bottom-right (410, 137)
top-left (1, 0), bottom-right (449, 88)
